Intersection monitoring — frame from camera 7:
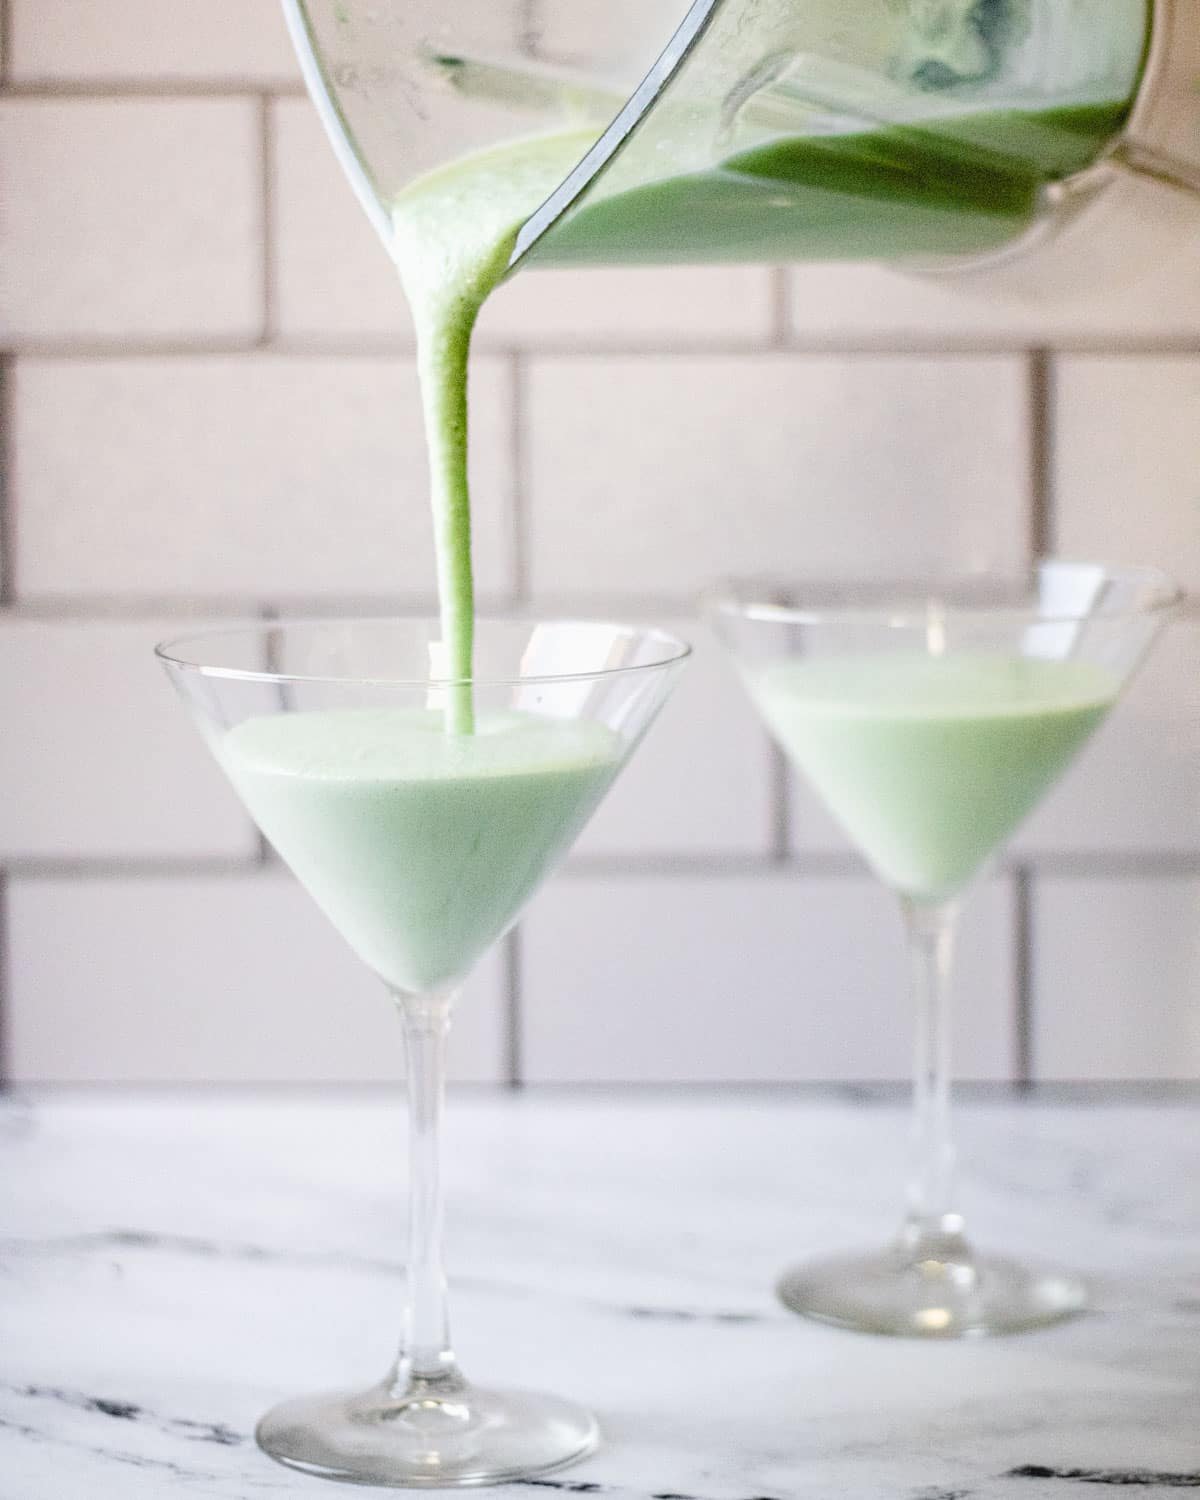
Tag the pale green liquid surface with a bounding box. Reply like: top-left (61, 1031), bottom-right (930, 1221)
top-left (754, 654), bottom-right (1116, 900)
top-left (222, 708), bottom-right (621, 992)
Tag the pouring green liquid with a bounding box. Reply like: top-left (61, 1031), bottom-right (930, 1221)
top-left (221, 707), bottom-right (621, 992)
top-left (390, 98), bottom-right (1128, 733)
top-left (391, 131), bottom-right (597, 734)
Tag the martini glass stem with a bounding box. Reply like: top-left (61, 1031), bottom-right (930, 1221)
top-left (901, 898), bottom-right (966, 1260)
top-left (389, 986), bottom-right (464, 1396)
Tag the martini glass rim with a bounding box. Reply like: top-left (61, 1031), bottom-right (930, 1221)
top-left (154, 615), bottom-right (692, 689)
top-left (707, 560), bottom-right (1181, 631)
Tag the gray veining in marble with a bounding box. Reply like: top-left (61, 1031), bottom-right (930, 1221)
top-left (2, 1091), bottom-right (1200, 1498)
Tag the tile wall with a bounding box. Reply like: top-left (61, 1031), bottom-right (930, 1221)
top-left (3, 2), bottom-right (1199, 1083)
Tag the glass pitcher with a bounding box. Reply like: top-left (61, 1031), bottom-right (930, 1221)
top-left (283, 0), bottom-right (1198, 282)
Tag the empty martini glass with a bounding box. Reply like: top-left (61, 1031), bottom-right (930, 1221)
top-left (157, 617), bottom-right (688, 1486)
top-left (711, 562), bottom-right (1177, 1338)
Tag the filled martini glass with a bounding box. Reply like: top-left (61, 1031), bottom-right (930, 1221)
top-left (158, 617), bottom-right (688, 1486)
top-left (711, 562), bottom-right (1177, 1338)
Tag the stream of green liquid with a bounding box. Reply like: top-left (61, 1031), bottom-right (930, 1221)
top-left (390, 100), bottom-right (1128, 733)
top-left (391, 132), bottom-right (597, 734)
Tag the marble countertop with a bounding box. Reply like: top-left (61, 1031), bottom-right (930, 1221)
top-left (3, 1089), bottom-right (1200, 1498)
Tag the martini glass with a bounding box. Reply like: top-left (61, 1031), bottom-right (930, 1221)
top-left (157, 617), bottom-right (688, 1486)
top-left (711, 562), bottom-right (1177, 1338)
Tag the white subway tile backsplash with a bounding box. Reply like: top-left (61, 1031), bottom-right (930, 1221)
top-left (1033, 877), bottom-right (1200, 1080)
top-left (478, 267), bottom-right (776, 348)
top-left (270, 99), bottom-right (412, 345)
top-left (1, 99), bottom-right (262, 344)
top-left (271, 100), bottom-right (774, 347)
top-left (521, 873), bottom-right (1014, 1082)
top-left (526, 354), bottom-right (1030, 601)
top-left (575, 619), bottom-right (774, 858)
top-left (0, 619), bottom-right (254, 860)
top-left (5, 7), bottom-right (1198, 1089)
top-left (1016, 621), bottom-right (1200, 856)
top-left (7, 874), bottom-right (506, 1083)
top-left (1054, 356), bottom-right (1200, 593)
top-left (12, 355), bottom-right (514, 601)
top-left (10, 0), bottom-right (298, 82)
top-left (788, 770), bottom-right (859, 859)
top-left (529, 0), bottom-right (677, 72)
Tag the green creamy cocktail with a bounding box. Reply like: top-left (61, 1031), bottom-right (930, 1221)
top-left (221, 706), bottom-right (620, 992)
top-left (712, 562), bottom-right (1177, 1339)
top-left (161, 617), bottom-right (688, 1486)
top-left (753, 652), bottom-right (1115, 900)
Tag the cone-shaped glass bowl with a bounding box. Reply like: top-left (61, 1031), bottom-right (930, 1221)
top-left (157, 617), bottom-right (689, 1485)
top-left (711, 561), bottom-right (1177, 1338)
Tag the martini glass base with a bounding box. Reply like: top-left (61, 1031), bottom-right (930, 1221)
top-left (256, 1380), bottom-right (599, 1488)
top-left (777, 1246), bottom-right (1087, 1338)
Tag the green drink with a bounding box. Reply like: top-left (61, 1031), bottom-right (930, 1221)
top-left (222, 705), bottom-right (620, 993)
top-left (533, 100), bottom-right (1130, 266)
top-left (713, 564), bottom-right (1174, 1338)
top-left (161, 617), bottom-right (688, 1484)
top-left (754, 652), bottom-right (1116, 900)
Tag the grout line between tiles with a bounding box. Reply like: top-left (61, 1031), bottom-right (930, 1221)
top-left (2, 856), bottom-right (264, 881)
top-left (564, 850), bottom-right (1200, 880)
top-left (2, 592), bottom-right (505, 620)
top-left (521, 339), bottom-right (1200, 359)
top-left (0, 0), bottom-right (11, 88)
top-left (768, 743), bottom-right (792, 862)
top-left (768, 268), bottom-right (790, 348)
top-left (8, 338), bottom-right (1200, 362)
top-left (258, 94), bottom-right (277, 346)
top-left (7, 340), bottom-right (276, 361)
top-left (0, 355), bottom-right (13, 606)
top-left (509, 353), bottom-right (529, 604)
top-left (2, 850), bottom-right (1199, 885)
top-left (564, 853), bottom-right (863, 879)
top-left (13, 1078), bottom-right (1199, 1098)
top-left (7, 595), bottom-right (280, 619)
top-left (1028, 349), bottom-right (1054, 558)
top-left (0, 79), bottom-right (306, 99)
top-left (1013, 865), bottom-right (1035, 1087)
top-left (0, 873), bottom-right (8, 1085)
top-left (261, 605), bottom-right (299, 716)
top-left (7, 593), bottom-right (1200, 626)
top-left (517, 0), bottom-right (540, 55)
top-left (252, 602), bottom-right (281, 865)
top-left (1014, 850), bottom-right (1200, 879)
top-left (504, 928), bottom-right (523, 1088)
